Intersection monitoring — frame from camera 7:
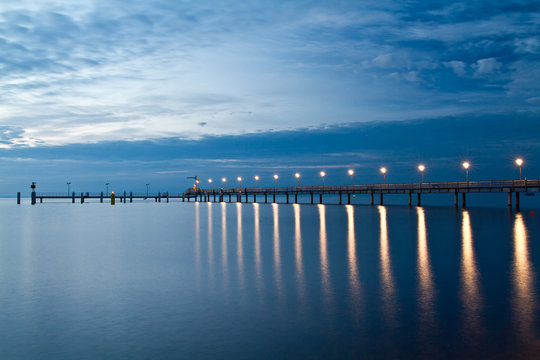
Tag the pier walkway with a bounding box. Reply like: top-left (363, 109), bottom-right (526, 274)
top-left (23, 179), bottom-right (539, 210)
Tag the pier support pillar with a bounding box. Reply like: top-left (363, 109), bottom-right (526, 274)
top-left (417, 193), bottom-right (421, 206)
top-left (462, 192), bottom-right (466, 208)
top-left (265, 193), bottom-right (268, 203)
top-left (310, 192), bottom-right (314, 204)
top-left (111, 192), bottom-right (115, 205)
top-left (516, 192), bottom-right (520, 211)
top-left (166, 192), bottom-right (169, 203)
top-left (214, 193), bottom-right (216, 202)
top-left (273, 193), bottom-right (276, 203)
top-left (508, 192), bottom-right (512, 207)
top-left (81, 193), bottom-right (84, 204)
top-left (319, 193), bottom-right (323, 204)
top-left (339, 191), bottom-right (342, 205)
top-left (380, 193), bottom-right (383, 205)
top-left (454, 191), bottom-right (458, 207)
top-left (72, 192), bottom-right (75, 203)
top-left (40, 197), bottom-right (43, 203)
top-left (348, 193), bottom-right (351, 204)
top-left (17, 192), bottom-right (21, 205)
top-left (295, 193), bottom-right (298, 204)
top-left (370, 192), bottom-right (374, 206)
top-left (408, 192), bottom-right (412, 206)
top-left (124, 192), bottom-right (127, 203)
top-left (254, 194), bottom-right (257, 203)
top-left (286, 193), bottom-right (289, 204)
top-left (130, 192), bottom-right (133, 203)
top-left (100, 192), bottom-right (103, 203)
top-left (245, 191), bottom-right (248, 203)
top-left (228, 194), bottom-right (231, 202)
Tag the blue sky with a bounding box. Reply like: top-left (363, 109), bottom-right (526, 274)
top-left (0, 1), bottom-right (539, 194)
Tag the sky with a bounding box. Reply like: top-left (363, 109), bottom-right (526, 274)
top-left (0, 0), bottom-right (539, 195)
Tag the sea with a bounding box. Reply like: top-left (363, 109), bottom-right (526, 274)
top-left (0, 198), bottom-right (539, 359)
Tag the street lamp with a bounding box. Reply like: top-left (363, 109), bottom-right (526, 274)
top-left (380, 167), bottom-right (387, 184)
top-left (295, 173), bottom-right (300, 186)
top-left (348, 169), bottom-right (354, 185)
top-left (105, 182), bottom-right (110, 195)
top-left (237, 177), bottom-right (242, 187)
top-left (462, 162), bottom-right (470, 183)
top-left (146, 183), bottom-right (150, 196)
top-left (222, 178), bottom-right (227, 188)
top-left (273, 174), bottom-right (279, 187)
top-left (418, 165), bottom-right (425, 183)
top-left (515, 158), bottom-right (523, 180)
top-left (254, 175), bottom-right (260, 188)
top-left (320, 171), bottom-right (326, 186)
top-left (208, 179), bottom-right (213, 190)
top-left (195, 179), bottom-right (200, 190)
top-left (67, 182), bottom-right (71, 196)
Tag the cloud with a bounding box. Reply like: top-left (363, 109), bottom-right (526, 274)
top-left (0, 1), bottom-right (538, 148)
top-left (443, 61), bottom-right (467, 76)
top-left (472, 58), bottom-right (502, 76)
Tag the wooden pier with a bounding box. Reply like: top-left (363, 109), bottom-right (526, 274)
top-left (22, 179), bottom-right (539, 210)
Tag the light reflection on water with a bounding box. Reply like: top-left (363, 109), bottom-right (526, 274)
top-left (461, 210), bottom-right (483, 339)
top-left (1, 200), bottom-right (539, 359)
top-left (416, 206), bottom-right (435, 336)
top-left (512, 213), bottom-right (537, 344)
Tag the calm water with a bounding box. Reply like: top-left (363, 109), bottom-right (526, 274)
top-left (0, 199), bottom-right (539, 359)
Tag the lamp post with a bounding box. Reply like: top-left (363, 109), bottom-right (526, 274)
top-left (515, 158), bottom-right (523, 180)
top-left (273, 174), bottom-right (279, 187)
top-left (320, 171), bottom-right (326, 187)
top-left (67, 182), bottom-right (71, 196)
top-left (254, 175), bottom-right (260, 188)
top-left (295, 173), bottom-right (300, 186)
top-left (208, 179), bottom-right (213, 190)
top-left (348, 169), bottom-right (354, 185)
top-left (237, 177), bottom-right (242, 188)
top-left (105, 182), bottom-right (109, 195)
top-left (146, 183), bottom-right (150, 196)
top-left (462, 162), bottom-right (470, 183)
top-left (418, 165), bottom-right (425, 183)
top-left (222, 178), bottom-right (227, 188)
top-left (380, 167), bottom-right (387, 184)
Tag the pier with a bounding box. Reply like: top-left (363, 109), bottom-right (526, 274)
top-left (22, 179), bottom-right (539, 210)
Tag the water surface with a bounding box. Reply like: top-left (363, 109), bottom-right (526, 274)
top-left (0, 199), bottom-right (539, 359)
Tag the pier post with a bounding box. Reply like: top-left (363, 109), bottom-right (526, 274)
top-left (245, 190), bottom-right (248, 203)
top-left (380, 193), bottom-right (383, 205)
top-left (166, 192), bottom-right (169, 203)
top-left (408, 191), bottom-right (412, 206)
top-left (273, 193), bottom-right (276, 203)
top-left (516, 192), bottom-right (520, 211)
top-left (229, 194), bottom-right (231, 203)
top-left (265, 193), bottom-right (268, 203)
top-left (462, 192), bottom-right (466, 208)
top-left (319, 193), bottom-right (322, 204)
top-left (295, 193), bottom-right (298, 204)
top-left (370, 192), bottom-right (374, 206)
top-left (124, 191), bottom-right (127, 203)
top-left (286, 193), bottom-right (289, 204)
top-left (347, 193), bottom-right (351, 204)
top-left (508, 192), bottom-right (512, 207)
top-left (310, 192), bottom-right (313, 204)
top-left (454, 191), bottom-right (458, 207)
top-left (131, 192), bottom-right (134, 203)
top-left (417, 193), bottom-right (421, 206)
top-left (40, 197), bottom-right (43, 203)
top-left (214, 193), bottom-right (216, 202)
top-left (17, 192), bottom-right (21, 205)
top-left (100, 192), bottom-right (104, 203)
top-left (237, 193), bottom-right (240, 203)
top-left (339, 191), bottom-right (342, 205)
top-left (111, 192), bottom-right (115, 205)
top-left (72, 192), bottom-right (75, 203)
top-left (158, 192), bottom-right (161, 202)
top-left (81, 192), bottom-right (84, 204)
top-left (254, 193), bottom-right (257, 203)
